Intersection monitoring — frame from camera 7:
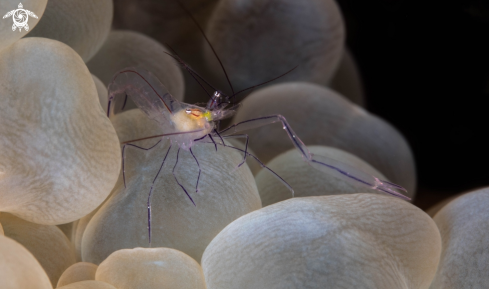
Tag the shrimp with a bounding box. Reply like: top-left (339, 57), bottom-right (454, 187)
top-left (107, 66), bottom-right (408, 245)
top-left (107, 0), bottom-right (409, 245)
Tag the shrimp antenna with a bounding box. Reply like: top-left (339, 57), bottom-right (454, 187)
top-left (163, 48), bottom-right (224, 98)
top-left (171, 0), bottom-right (235, 96)
top-left (231, 66), bottom-right (298, 100)
top-left (163, 47), bottom-right (212, 98)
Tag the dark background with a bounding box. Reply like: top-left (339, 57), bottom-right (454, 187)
top-left (335, 0), bottom-right (489, 209)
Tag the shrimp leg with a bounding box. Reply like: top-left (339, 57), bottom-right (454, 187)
top-left (189, 148), bottom-right (201, 192)
top-left (219, 115), bottom-right (409, 200)
top-left (121, 129), bottom-right (206, 188)
top-left (173, 148), bottom-right (196, 206)
top-left (121, 140), bottom-right (162, 188)
top-left (209, 129), bottom-right (249, 167)
top-left (196, 140), bottom-right (294, 196)
top-left (207, 134), bottom-right (217, 151)
top-left (147, 142), bottom-right (172, 246)
top-left (216, 134), bottom-right (250, 167)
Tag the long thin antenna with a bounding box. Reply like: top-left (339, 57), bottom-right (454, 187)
top-left (231, 66), bottom-right (298, 100)
top-left (172, 0), bottom-right (235, 95)
top-left (188, 68), bottom-right (212, 98)
top-left (163, 51), bottom-right (221, 95)
top-left (164, 45), bottom-right (212, 97)
top-left (164, 48), bottom-right (213, 98)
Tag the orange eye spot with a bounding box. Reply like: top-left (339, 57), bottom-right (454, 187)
top-left (186, 109), bottom-right (203, 119)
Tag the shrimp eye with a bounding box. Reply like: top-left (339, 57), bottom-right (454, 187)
top-left (185, 108), bottom-right (204, 119)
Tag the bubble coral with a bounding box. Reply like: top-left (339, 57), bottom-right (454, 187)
top-left (86, 30), bottom-right (184, 98)
top-left (0, 37), bottom-right (121, 225)
top-left (0, 235), bottom-right (52, 289)
top-left (26, 0), bottom-right (113, 62)
top-left (86, 30), bottom-right (185, 113)
top-left (96, 247), bottom-right (207, 289)
top-left (0, 213), bottom-right (76, 286)
top-left (430, 188), bottom-right (489, 288)
top-left (92, 74), bottom-right (109, 112)
top-left (232, 82), bottom-right (416, 195)
top-left (202, 194), bottom-right (441, 289)
top-left (57, 262), bottom-right (98, 287)
top-left (204, 0), bottom-right (344, 92)
top-left (112, 0), bottom-right (218, 55)
top-left (57, 280), bottom-right (116, 289)
top-left (73, 209), bottom-right (100, 262)
top-left (256, 146), bottom-right (389, 206)
top-left (82, 109), bottom-right (261, 264)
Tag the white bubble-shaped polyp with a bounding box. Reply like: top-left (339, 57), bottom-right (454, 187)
top-left (92, 74), bottom-right (109, 113)
top-left (430, 188), bottom-right (489, 288)
top-left (205, 0), bottom-right (344, 92)
top-left (57, 280), bottom-right (116, 289)
top-left (26, 0), bottom-right (113, 62)
top-left (82, 109), bottom-right (261, 264)
top-left (0, 38), bottom-right (121, 225)
top-left (202, 194), bottom-right (441, 289)
top-left (57, 262), bottom-right (98, 287)
top-left (73, 209), bottom-right (99, 262)
top-left (232, 82), bottom-right (416, 196)
top-left (0, 235), bottom-right (52, 289)
top-left (0, 213), bottom-right (76, 286)
top-left (96, 247), bottom-right (207, 289)
top-left (256, 146), bottom-right (389, 206)
top-left (86, 30), bottom-right (185, 102)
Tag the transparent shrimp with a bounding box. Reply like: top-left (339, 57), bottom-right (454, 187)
top-left (108, 66), bottom-right (409, 245)
top-left (110, 0), bottom-right (410, 246)
top-left (107, 67), bottom-right (212, 150)
top-left (218, 115), bottom-right (409, 200)
top-left (108, 67), bottom-right (243, 245)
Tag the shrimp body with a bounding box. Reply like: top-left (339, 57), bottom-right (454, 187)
top-left (169, 105), bottom-right (215, 150)
top-left (107, 67), bottom-right (220, 150)
top-left (108, 66), bottom-right (410, 245)
top-left (108, 66), bottom-right (408, 201)
top-left (108, 0), bottom-right (410, 246)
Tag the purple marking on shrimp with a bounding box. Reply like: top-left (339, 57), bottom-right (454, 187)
top-left (106, 100), bottom-right (112, 117)
top-left (311, 159), bottom-right (373, 187)
top-left (220, 115), bottom-right (310, 159)
top-left (196, 140), bottom-right (294, 195)
top-left (173, 148), bottom-right (196, 206)
top-left (208, 134), bottom-right (217, 151)
top-left (189, 147), bottom-right (201, 193)
top-left (213, 129), bottom-right (225, 145)
top-left (122, 139), bottom-right (163, 188)
top-left (311, 159), bottom-right (409, 200)
top-left (121, 94), bottom-right (128, 111)
top-left (116, 69), bottom-right (173, 114)
top-left (147, 142), bottom-right (172, 245)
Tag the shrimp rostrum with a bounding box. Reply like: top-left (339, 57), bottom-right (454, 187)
top-left (107, 66), bottom-right (409, 243)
